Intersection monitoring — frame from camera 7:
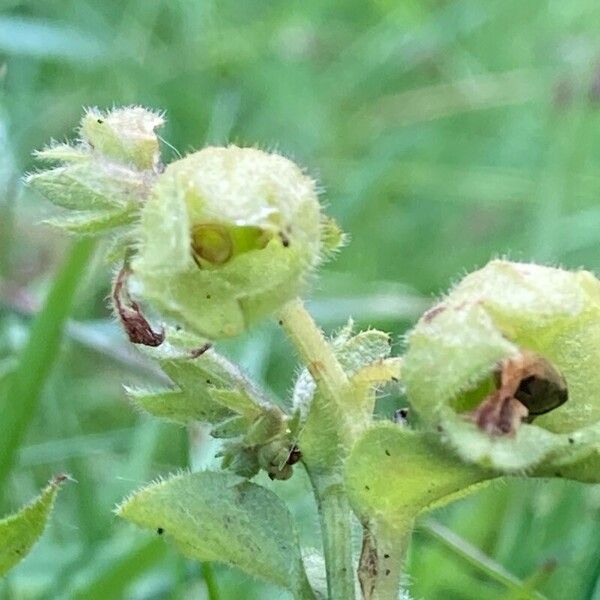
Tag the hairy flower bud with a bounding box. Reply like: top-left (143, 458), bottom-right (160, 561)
top-left (80, 106), bottom-right (164, 170)
top-left (131, 145), bottom-right (335, 338)
top-left (26, 106), bottom-right (163, 235)
top-left (403, 260), bottom-right (600, 473)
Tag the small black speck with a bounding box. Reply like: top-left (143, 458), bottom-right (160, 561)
top-left (436, 425), bottom-right (444, 433)
top-left (384, 553), bottom-right (390, 559)
top-left (568, 437), bottom-right (574, 444)
top-left (206, 294), bottom-right (211, 299)
top-left (15, 549), bottom-right (21, 555)
top-left (96, 118), bottom-right (103, 124)
top-left (385, 449), bottom-right (391, 457)
top-left (206, 379), bottom-right (212, 385)
top-left (385, 569), bottom-right (391, 576)
top-left (391, 376), bottom-right (399, 382)
top-left (157, 527), bottom-right (164, 535)
top-left (278, 320), bottom-right (283, 326)
top-left (175, 325), bottom-right (182, 331)
top-left (365, 485), bottom-right (370, 491)
top-left (282, 238), bottom-right (290, 248)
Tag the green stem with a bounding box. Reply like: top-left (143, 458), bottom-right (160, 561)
top-left (359, 522), bottom-right (412, 600)
top-left (278, 297), bottom-right (350, 409)
top-left (279, 298), bottom-right (356, 600)
top-left (295, 569), bottom-right (319, 600)
top-left (0, 238), bottom-right (96, 493)
top-left (201, 562), bottom-right (220, 600)
top-left (310, 474), bottom-right (356, 600)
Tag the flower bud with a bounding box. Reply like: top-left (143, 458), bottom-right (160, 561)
top-left (26, 106), bottom-right (163, 235)
top-left (131, 145), bottom-right (335, 338)
top-left (403, 260), bottom-right (600, 472)
top-left (80, 106), bottom-right (164, 170)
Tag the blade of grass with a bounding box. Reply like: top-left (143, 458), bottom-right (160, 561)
top-left (422, 519), bottom-right (548, 600)
top-left (70, 538), bottom-right (167, 600)
top-left (0, 238), bottom-right (95, 495)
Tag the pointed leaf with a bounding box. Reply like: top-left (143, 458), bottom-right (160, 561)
top-left (131, 335), bottom-right (268, 425)
top-left (127, 388), bottom-right (230, 425)
top-left (34, 144), bottom-right (88, 163)
top-left (0, 475), bottom-right (67, 576)
top-left (117, 471), bottom-right (313, 596)
top-left (26, 161), bottom-right (146, 211)
top-left (44, 208), bottom-right (136, 234)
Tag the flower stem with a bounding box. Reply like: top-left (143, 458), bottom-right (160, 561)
top-left (278, 297), bottom-right (350, 410)
top-left (310, 474), bottom-right (356, 600)
top-left (278, 298), bottom-right (356, 600)
top-left (359, 522), bottom-right (412, 600)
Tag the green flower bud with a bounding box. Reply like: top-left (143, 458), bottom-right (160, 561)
top-left (403, 260), bottom-right (600, 472)
top-left (131, 145), bottom-right (335, 338)
top-left (80, 106), bottom-right (164, 170)
top-left (27, 106), bottom-right (163, 236)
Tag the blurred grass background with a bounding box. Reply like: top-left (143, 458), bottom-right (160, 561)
top-left (0, 0), bottom-right (599, 598)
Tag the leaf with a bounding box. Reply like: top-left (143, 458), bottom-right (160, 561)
top-left (126, 388), bottom-right (229, 425)
top-left (44, 208), bottom-right (136, 234)
top-left (335, 329), bottom-right (392, 375)
top-left (344, 423), bottom-right (495, 531)
top-left (34, 144), bottom-right (89, 163)
top-left (131, 332), bottom-right (296, 479)
top-left (27, 162), bottom-right (146, 211)
top-left (117, 471), bottom-right (314, 597)
top-left (0, 475), bottom-right (68, 576)
top-left (129, 333), bottom-right (267, 425)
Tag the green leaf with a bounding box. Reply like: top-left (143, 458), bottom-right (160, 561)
top-left (27, 162), bottom-right (146, 211)
top-left (344, 423), bottom-right (495, 530)
top-left (131, 331), bottom-right (297, 479)
top-left (129, 333), bottom-right (268, 425)
top-left (117, 471), bottom-right (314, 597)
top-left (0, 475), bottom-right (67, 576)
top-left (335, 329), bottom-right (392, 375)
top-left (44, 208), bottom-right (136, 234)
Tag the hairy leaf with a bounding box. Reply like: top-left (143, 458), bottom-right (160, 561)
top-left (117, 471), bottom-right (314, 596)
top-left (0, 475), bottom-right (67, 576)
top-left (345, 424), bottom-right (494, 530)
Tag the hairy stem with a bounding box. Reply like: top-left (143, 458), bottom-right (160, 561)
top-left (310, 474), bottom-right (356, 600)
top-left (359, 522), bottom-right (412, 600)
top-left (279, 298), bottom-right (356, 599)
top-left (278, 297), bottom-right (350, 410)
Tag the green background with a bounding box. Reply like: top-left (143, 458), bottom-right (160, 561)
top-left (0, 1), bottom-right (599, 598)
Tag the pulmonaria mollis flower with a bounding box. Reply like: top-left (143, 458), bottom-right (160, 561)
top-left (402, 260), bottom-right (600, 473)
top-left (131, 146), bottom-right (340, 339)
